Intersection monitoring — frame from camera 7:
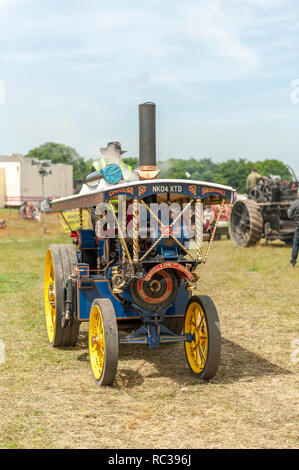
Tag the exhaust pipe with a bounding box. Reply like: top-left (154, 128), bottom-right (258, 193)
top-left (136, 102), bottom-right (160, 180)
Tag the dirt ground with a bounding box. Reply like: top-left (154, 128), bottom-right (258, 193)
top-left (0, 224), bottom-right (298, 449)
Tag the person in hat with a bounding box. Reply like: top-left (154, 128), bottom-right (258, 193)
top-left (89, 141), bottom-right (136, 182)
top-left (87, 142), bottom-right (137, 230)
top-left (246, 166), bottom-right (263, 193)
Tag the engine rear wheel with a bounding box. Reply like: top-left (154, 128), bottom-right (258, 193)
top-left (230, 199), bottom-right (263, 247)
top-left (44, 244), bottom-right (80, 347)
top-left (162, 316), bottom-right (184, 335)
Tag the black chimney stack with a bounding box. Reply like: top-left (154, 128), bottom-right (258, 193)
top-left (139, 102), bottom-right (156, 167)
top-left (137, 102), bottom-right (160, 179)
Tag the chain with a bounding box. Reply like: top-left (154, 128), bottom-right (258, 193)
top-left (108, 202), bottom-right (133, 264)
top-left (195, 199), bottom-right (203, 262)
top-left (79, 208), bottom-right (83, 229)
top-left (133, 199), bottom-right (139, 263)
top-left (119, 196), bottom-right (127, 264)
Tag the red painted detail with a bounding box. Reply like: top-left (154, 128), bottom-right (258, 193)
top-left (108, 187), bottom-right (134, 197)
top-left (138, 185), bottom-right (147, 197)
top-left (70, 231), bottom-right (78, 239)
top-left (144, 262), bottom-right (195, 281)
top-left (202, 187), bottom-right (226, 197)
top-left (162, 226), bottom-right (173, 237)
top-left (189, 185), bottom-right (197, 197)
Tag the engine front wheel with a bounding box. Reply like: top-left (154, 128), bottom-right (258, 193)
top-left (89, 298), bottom-right (119, 386)
top-left (184, 295), bottom-right (221, 380)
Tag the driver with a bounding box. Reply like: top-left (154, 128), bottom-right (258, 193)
top-left (246, 166), bottom-right (263, 193)
top-left (89, 141), bottom-right (136, 182)
top-left (82, 142), bottom-right (138, 230)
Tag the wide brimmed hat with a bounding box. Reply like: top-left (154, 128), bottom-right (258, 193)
top-left (100, 141), bottom-right (127, 156)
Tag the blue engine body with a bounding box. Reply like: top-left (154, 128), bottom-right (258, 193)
top-left (72, 229), bottom-right (191, 346)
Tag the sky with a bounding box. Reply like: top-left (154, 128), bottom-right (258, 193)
top-left (0, 0), bottom-right (299, 174)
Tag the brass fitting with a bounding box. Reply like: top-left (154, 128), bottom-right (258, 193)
top-left (185, 273), bottom-right (199, 291)
top-left (111, 266), bottom-right (126, 293)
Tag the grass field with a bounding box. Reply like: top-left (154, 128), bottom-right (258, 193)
top-left (0, 208), bottom-right (64, 239)
top-left (0, 212), bottom-right (298, 449)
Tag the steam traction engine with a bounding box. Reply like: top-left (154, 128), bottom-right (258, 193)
top-left (44, 103), bottom-right (235, 386)
top-left (230, 174), bottom-right (298, 247)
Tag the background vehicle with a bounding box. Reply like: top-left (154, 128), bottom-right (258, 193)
top-left (230, 173), bottom-right (298, 247)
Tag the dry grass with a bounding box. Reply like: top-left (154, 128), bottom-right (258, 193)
top-left (0, 208), bottom-right (63, 238)
top-left (0, 226), bottom-right (298, 449)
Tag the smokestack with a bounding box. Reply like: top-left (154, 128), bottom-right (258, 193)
top-left (139, 102), bottom-right (156, 166)
top-left (136, 102), bottom-right (160, 180)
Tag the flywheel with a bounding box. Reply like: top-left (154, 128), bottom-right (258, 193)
top-left (230, 199), bottom-right (263, 247)
top-left (129, 269), bottom-right (178, 311)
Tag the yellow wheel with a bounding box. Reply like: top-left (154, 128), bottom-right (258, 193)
top-left (44, 245), bottom-right (80, 347)
top-left (45, 248), bottom-right (56, 344)
top-left (184, 295), bottom-right (221, 380)
top-left (89, 298), bottom-right (118, 386)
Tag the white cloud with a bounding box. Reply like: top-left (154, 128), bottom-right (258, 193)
top-left (0, 1), bottom-right (260, 80)
top-left (290, 20), bottom-right (299, 31)
top-left (0, 80), bottom-right (5, 103)
top-left (0, 0), bottom-right (16, 10)
top-left (181, 1), bottom-right (259, 72)
top-left (238, 0), bottom-right (284, 8)
top-left (1, 52), bottom-right (40, 61)
top-left (1, 0), bottom-right (298, 167)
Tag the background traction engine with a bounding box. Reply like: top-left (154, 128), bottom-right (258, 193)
top-left (44, 102), bottom-right (235, 386)
top-left (230, 173), bottom-right (298, 247)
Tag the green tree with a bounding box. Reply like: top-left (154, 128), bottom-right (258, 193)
top-left (25, 142), bottom-right (92, 181)
top-left (152, 157), bottom-right (292, 194)
top-left (157, 158), bottom-right (216, 181)
top-left (213, 158), bottom-right (253, 193)
top-left (212, 158), bottom-right (292, 193)
top-left (122, 157), bottom-right (139, 169)
top-left (254, 159), bottom-right (292, 182)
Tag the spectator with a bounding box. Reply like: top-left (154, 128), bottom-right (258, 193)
top-left (20, 201), bottom-right (41, 221)
top-left (288, 198), bottom-right (299, 267)
top-left (30, 203), bottom-right (41, 222)
top-left (19, 201), bottom-right (28, 217)
top-left (246, 167), bottom-right (263, 193)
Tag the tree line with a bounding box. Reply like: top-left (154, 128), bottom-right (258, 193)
top-left (153, 157), bottom-right (293, 193)
top-left (25, 142), bottom-right (293, 194)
